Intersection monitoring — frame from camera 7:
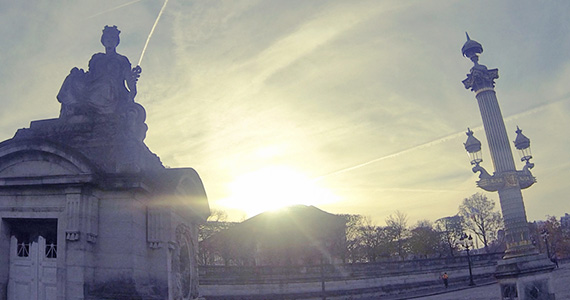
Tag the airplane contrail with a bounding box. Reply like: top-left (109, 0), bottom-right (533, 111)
top-left (87, 0), bottom-right (142, 19)
top-left (138, 0), bottom-right (170, 66)
top-left (313, 129), bottom-right (474, 182)
top-left (313, 96), bottom-right (570, 182)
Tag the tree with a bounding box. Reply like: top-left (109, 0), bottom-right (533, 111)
top-left (386, 210), bottom-right (410, 260)
top-left (408, 220), bottom-right (441, 258)
top-left (435, 215), bottom-right (464, 257)
top-left (207, 208), bottom-right (229, 222)
top-left (340, 214), bottom-right (367, 263)
top-left (539, 216), bottom-right (570, 260)
top-left (198, 209), bottom-right (237, 265)
top-left (487, 229), bottom-right (506, 253)
top-left (459, 193), bottom-right (502, 252)
top-left (340, 214), bottom-right (390, 263)
top-left (357, 218), bottom-right (384, 262)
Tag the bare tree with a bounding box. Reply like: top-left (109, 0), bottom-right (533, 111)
top-left (435, 215), bottom-right (464, 257)
top-left (208, 208), bottom-right (229, 222)
top-left (358, 217), bottom-right (381, 262)
top-left (408, 220), bottom-right (440, 259)
top-left (340, 214), bottom-right (367, 263)
top-left (198, 209), bottom-right (236, 265)
top-left (340, 214), bottom-right (397, 263)
top-left (386, 210), bottom-right (409, 260)
top-left (459, 193), bottom-right (502, 252)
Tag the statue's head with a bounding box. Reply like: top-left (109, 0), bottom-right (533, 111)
top-left (101, 25), bottom-right (120, 50)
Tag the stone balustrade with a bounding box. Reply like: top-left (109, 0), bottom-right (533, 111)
top-left (199, 253), bottom-right (503, 299)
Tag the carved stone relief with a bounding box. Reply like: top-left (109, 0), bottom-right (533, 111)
top-left (171, 224), bottom-right (198, 300)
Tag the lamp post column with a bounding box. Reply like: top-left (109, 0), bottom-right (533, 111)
top-left (541, 229), bottom-right (551, 259)
top-left (461, 36), bottom-right (535, 258)
top-left (459, 233), bottom-right (476, 286)
top-left (460, 34), bottom-right (555, 300)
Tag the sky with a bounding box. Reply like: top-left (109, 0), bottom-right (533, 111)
top-left (1, 0), bottom-right (569, 226)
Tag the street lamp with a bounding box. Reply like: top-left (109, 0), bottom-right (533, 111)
top-left (513, 126), bottom-right (534, 171)
top-left (458, 233), bottom-right (475, 286)
top-left (541, 229), bottom-right (551, 259)
top-left (320, 257), bottom-right (326, 300)
top-left (464, 129), bottom-right (491, 179)
top-left (464, 128), bottom-right (482, 166)
top-left (320, 240), bottom-right (332, 300)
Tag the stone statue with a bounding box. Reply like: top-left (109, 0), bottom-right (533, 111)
top-left (56, 26), bottom-right (147, 141)
top-left (58, 25), bottom-right (142, 117)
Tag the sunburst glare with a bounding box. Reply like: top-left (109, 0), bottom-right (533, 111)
top-left (217, 166), bottom-right (340, 218)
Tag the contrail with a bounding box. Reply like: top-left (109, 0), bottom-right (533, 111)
top-left (87, 0), bottom-right (142, 19)
top-left (138, 0), bottom-right (169, 66)
top-left (313, 129), bottom-right (474, 182)
top-left (313, 95), bottom-right (570, 182)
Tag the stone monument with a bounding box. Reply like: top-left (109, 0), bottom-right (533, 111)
top-left (0, 26), bottom-right (210, 299)
top-left (461, 33), bottom-right (555, 300)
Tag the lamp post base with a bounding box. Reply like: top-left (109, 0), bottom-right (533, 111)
top-left (495, 253), bottom-right (556, 300)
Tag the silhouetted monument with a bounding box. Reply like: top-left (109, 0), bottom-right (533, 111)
top-left (0, 26), bottom-right (209, 299)
top-left (461, 34), bottom-right (555, 300)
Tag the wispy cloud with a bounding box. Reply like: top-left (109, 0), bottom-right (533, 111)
top-left (2, 1), bottom-right (570, 224)
top-left (314, 129), bottom-right (474, 182)
top-left (87, 0), bottom-right (143, 19)
top-left (314, 94), bottom-right (570, 183)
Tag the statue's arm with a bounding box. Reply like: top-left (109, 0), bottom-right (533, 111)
top-left (121, 56), bottom-right (141, 100)
top-left (126, 65), bottom-right (142, 100)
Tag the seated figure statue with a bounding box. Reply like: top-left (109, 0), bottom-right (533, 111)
top-left (57, 25), bottom-right (142, 117)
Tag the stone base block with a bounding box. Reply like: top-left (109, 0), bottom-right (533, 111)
top-left (495, 254), bottom-right (556, 300)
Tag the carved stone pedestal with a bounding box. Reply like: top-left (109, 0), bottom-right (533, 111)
top-left (495, 254), bottom-right (556, 300)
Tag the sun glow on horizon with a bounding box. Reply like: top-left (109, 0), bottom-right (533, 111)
top-left (217, 166), bottom-right (340, 218)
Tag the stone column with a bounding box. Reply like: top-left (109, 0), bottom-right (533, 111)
top-left (461, 35), bottom-right (555, 300)
top-left (463, 57), bottom-right (535, 259)
top-left (64, 188), bottom-right (98, 299)
top-left (475, 89), bottom-right (516, 173)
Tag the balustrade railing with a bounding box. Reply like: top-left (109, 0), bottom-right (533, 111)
top-left (199, 252), bottom-right (504, 285)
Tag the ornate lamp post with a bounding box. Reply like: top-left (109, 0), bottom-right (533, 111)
top-left (458, 233), bottom-right (476, 286)
top-left (320, 256), bottom-right (326, 300)
top-left (464, 128), bottom-right (482, 165)
top-left (320, 240), bottom-right (332, 300)
top-left (460, 33), bottom-right (555, 299)
top-left (541, 229), bottom-right (551, 259)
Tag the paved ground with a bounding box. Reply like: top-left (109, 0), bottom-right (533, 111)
top-left (416, 262), bottom-right (569, 300)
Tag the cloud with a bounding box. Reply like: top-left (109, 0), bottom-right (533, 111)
top-left (2, 0), bottom-right (569, 225)
top-left (87, 0), bottom-right (143, 19)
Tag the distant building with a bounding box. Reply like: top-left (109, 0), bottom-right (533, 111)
top-left (201, 205), bottom-right (346, 266)
top-left (561, 213), bottom-right (570, 229)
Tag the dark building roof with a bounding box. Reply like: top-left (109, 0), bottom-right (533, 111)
top-left (202, 205), bottom-right (345, 265)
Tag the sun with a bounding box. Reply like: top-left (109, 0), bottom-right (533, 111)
top-left (217, 166), bottom-right (339, 218)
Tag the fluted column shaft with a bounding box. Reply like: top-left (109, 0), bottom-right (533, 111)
top-left (475, 89), bottom-right (516, 172)
top-left (463, 62), bottom-right (536, 257)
